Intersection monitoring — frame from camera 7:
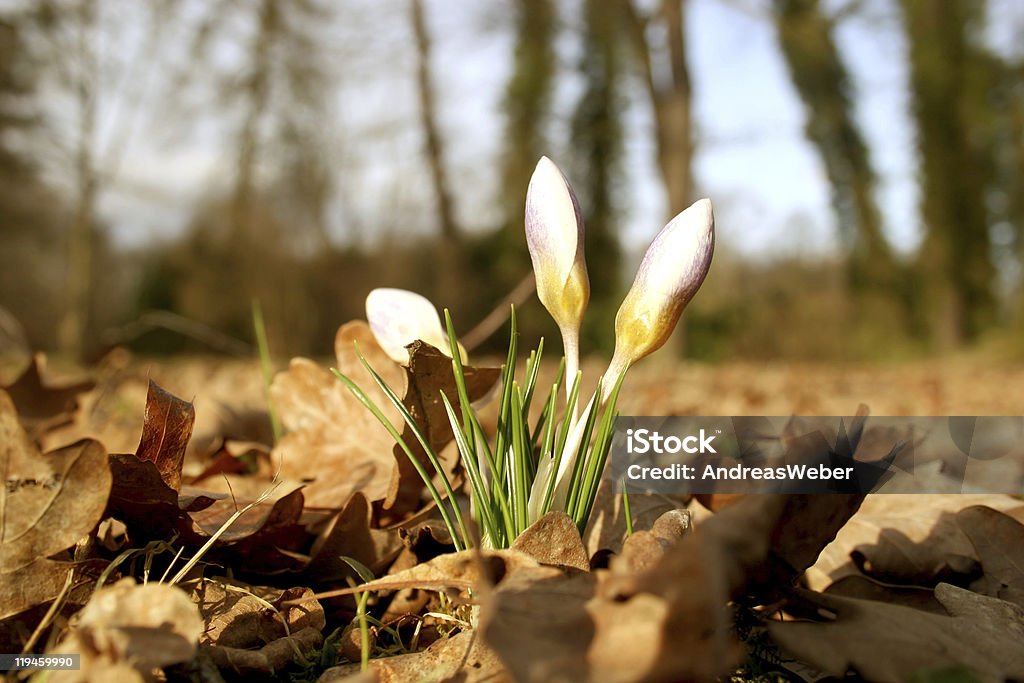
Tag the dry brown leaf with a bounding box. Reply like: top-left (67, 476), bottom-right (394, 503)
top-left (958, 505), bottom-right (1024, 607)
top-left (480, 568), bottom-right (595, 681)
top-left (0, 559), bottom-right (74, 621)
top-left (769, 584), bottom-right (1024, 683)
top-left (822, 574), bottom-right (945, 613)
top-left (187, 486), bottom-right (305, 542)
top-left (808, 494), bottom-right (1021, 589)
top-left (511, 511), bottom-right (590, 572)
top-left (305, 492), bottom-right (403, 580)
top-left (0, 389), bottom-right (111, 573)
top-left (135, 380), bottom-right (195, 490)
top-left (610, 509), bottom-right (691, 575)
top-left (271, 321), bottom-right (405, 509)
top-left (2, 353), bottom-right (94, 439)
top-left (191, 578), bottom-right (325, 649)
top-left (340, 548), bottom-right (546, 599)
top-left (105, 453), bottom-right (217, 538)
top-left (383, 342), bottom-right (499, 517)
top-left (50, 579), bottom-right (203, 682)
top-left (639, 494), bottom-right (864, 603)
top-left (583, 480), bottom-right (684, 556)
top-left (204, 626), bottom-right (323, 678)
top-left (320, 631), bottom-right (509, 683)
top-left (484, 538), bottom-right (733, 682)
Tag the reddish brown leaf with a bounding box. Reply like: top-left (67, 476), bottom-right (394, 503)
top-left (305, 492), bottom-right (403, 581)
top-left (187, 487), bottom-right (306, 543)
top-left (135, 380), bottom-right (195, 491)
top-left (384, 342), bottom-right (500, 517)
top-left (0, 390), bottom-right (111, 573)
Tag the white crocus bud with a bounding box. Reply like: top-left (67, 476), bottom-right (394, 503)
top-left (365, 288), bottom-right (465, 365)
top-left (605, 199), bottom-right (715, 391)
top-left (525, 157), bottom-right (590, 400)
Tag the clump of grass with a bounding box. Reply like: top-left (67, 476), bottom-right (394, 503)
top-left (335, 308), bottom-right (623, 550)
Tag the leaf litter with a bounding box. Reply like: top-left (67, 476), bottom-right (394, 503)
top-left (2, 327), bottom-right (1024, 681)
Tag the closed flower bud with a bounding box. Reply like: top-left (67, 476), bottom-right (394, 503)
top-left (365, 288), bottom-right (464, 365)
top-left (525, 157), bottom-right (590, 394)
top-left (607, 198), bottom-right (715, 383)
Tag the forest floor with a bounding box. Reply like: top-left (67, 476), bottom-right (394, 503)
top-left (2, 344), bottom-right (1023, 682)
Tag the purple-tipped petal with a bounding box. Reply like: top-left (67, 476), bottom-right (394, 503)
top-left (610, 198), bottom-right (715, 374)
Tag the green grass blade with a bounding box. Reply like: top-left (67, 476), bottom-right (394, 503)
top-left (347, 348), bottom-right (473, 548)
top-left (332, 368), bottom-right (465, 551)
top-left (440, 391), bottom-right (507, 544)
top-left (575, 373), bottom-right (627, 530)
top-left (251, 299), bottom-right (283, 443)
top-left (564, 383), bottom-right (603, 520)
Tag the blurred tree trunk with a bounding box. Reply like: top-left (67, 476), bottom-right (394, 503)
top-left (469, 0), bottom-right (555, 344)
top-left (900, 0), bottom-right (994, 346)
top-left (58, 0), bottom-right (98, 360)
top-left (501, 0), bottom-right (556, 237)
top-left (410, 0), bottom-right (461, 306)
top-left (623, 0), bottom-right (694, 216)
top-left (571, 0), bottom-right (624, 352)
top-left (772, 0), bottom-right (897, 295)
top-left (622, 0), bottom-right (694, 353)
top-left (231, 0), bottom-right (273, 244)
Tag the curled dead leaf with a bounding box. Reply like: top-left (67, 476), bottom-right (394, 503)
top-left (135, 380), bottom-right (195, 491)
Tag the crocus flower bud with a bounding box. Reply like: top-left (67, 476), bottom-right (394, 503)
top-left (607, 198), bottom-right (715, 383)
top-left (366, 288), bottom-right (465, 365)
top-left (525, 157), bottom-right (590, 394)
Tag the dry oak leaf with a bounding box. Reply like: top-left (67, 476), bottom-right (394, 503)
top-left (958, 505), bottom-right (1024, 607)
top-left (384, 341), bottom-right (500, 517)
top-left (0, 389), bottom-right (110, 573)
top-left (304, 492), bottom-right (403, 581)
top-left (271, 321), bottom-right (405, 509)
top-left (807, 493), bottom-right (1021, 590)
top-left (204, 626), bottom-right (323, 679)
top-left (1, 352), bottom-right (94, 439)
top-left (511, 511), bottom-right (590, 572)
top-left (0, 557), bottom-right (106, 627)
top-left (769, 584), bottom-right (1024, 683)
top-left (319, 631), bottom-right (509, 683)
top-left (484, 510), bottom-right (716, 683)
top-left (49, 579), bottom-right (203, 683)
top-left (191, 578), bottom-right (324, 651)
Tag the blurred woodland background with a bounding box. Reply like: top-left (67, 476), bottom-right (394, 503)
top-left (0, 0), bottom-right (1023, 363)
